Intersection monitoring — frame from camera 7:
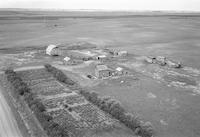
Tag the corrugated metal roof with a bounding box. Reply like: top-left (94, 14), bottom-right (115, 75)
top-left (46, 44), bottom-right (57, 55)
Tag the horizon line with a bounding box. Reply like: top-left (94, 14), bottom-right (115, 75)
top-left (0, 8), bottom-right (200, 13)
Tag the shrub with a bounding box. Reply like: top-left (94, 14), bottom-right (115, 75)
top-left (4, 68), bottom-right (70, 137)
top-left (79, 90), bottom-right (154, 137)
top-left (34, 101), bottom-right (46, 112)
top-left (138, 122), bottom-right (154, 137)
top-left (44, 64), bottom-right (75, 86)
top-left (43, 65), bottom-right (154, 137)
top-left (5, 69), bottom-right (30, 96)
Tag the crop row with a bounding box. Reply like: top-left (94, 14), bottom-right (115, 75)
top-left (13, 67), bottom-right (133, 137)
top-left (44, 64), bottom-right (154, 137)
top-left (5, 69), bottom-right (70, 137)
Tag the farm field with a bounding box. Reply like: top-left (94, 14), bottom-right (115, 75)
top-left (0, 9), bottom-right (200, 137)
top-left (16, 68), bottom-right (135, 137)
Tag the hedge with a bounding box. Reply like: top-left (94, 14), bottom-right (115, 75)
top-left (43, 64), bottom-right (154, 137)
top-left (79, 90), bottom-right (154, 137)
top-left (4, 69), bottom-right (69, 137)
top-left (44, 64), bottom-right (76, 86)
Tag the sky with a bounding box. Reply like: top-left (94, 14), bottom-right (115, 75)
top-left (0, 0), bottom-right (200, 11)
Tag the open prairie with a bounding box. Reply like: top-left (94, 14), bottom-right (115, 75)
top-left (0, 10), bottom-right (200, 137)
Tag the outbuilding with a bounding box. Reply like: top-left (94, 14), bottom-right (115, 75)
top-left (118, 51), bottom-right (128, 56)
top-left (95, 64), bottom-right (113, 79)
top-left (115, 67), bottom-right (123, 75)
top-left (46, 44), bottom-right (58, 55)
top-left (155, 56), bottom-right (166, 66)
top-left (46, 44), bottom-right (63, 56)
top-left (96, 55), bottom-right (107, 60)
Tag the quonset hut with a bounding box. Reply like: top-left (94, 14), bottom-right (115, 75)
top-left (46, 44), bottom-right (64, 56)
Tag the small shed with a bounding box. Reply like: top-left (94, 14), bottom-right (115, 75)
top-left (95, 65), bottom-right (113, 78)
top-left (64, 57), bottom-right (70, 62)
top-left (166, 60), bottom-right (182, 68)
top-left (144, 56), bottom-right (156, 64)
top-left (96, 55), bottom-right (107, 60)
top-left (118, 51), bottom-right (128, 56)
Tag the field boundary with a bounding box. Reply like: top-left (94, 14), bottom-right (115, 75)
top-left (44, 64), bottom-right (154, 137)
top-left (0, 74), bottom-right (48, 137)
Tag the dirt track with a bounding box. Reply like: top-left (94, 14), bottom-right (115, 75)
top-left (0, 88), bottom-right (22, 137)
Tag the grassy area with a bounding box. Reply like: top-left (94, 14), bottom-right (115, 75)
top-left (79, 90), bottom-right (154, 137)
top-left (1, 10), bottom-right (200, 137)
top-left (45, 64), bottom-right (154, 137)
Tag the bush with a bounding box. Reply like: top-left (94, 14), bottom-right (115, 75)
top-left (44, 64), bottom-right (76, 86)
top-left (43, 65), bottom-right (154, 137)
top-left (79, 90), bottom-right (154, 137)
top-left (5, 69), bottom-right (30, 96)
top-left (4, 68), bottom-right (70, 137)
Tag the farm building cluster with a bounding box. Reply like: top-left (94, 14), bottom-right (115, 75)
top-left (46, 44), bottom-right (129, 79)
top-left (17, 68), bottom-right (121, 137)
top-left (45, 43), bottom-right (182, 81)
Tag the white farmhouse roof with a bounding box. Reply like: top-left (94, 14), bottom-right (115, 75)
top-left (98, 55), bottom-right (106, 58)
top-left (116, 67), bottom-right (123, 71)
top-left (64, 56), bottom-right (71, 62)
top-left (46, 44), bottom-right (58, 55)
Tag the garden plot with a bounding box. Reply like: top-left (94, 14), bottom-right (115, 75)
top-left (38, 88), bottom-right (73, 96)
top-left (30, 80), bottom-right (62, 92)
top-left (16, 68), bottom-right (125, 137)
top-left (17, 69), bottom-right (54, 81)
top-left (24, 78), bottom-right (55, 87)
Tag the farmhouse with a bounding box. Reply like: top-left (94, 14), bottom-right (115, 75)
top-left (95, 64), bottom-right (113, 78)
top-left (155, 56), bottom-right (166, 66)
top-left (116, 67), bottom-right (124, 75)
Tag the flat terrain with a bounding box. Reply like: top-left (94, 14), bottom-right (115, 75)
top-left (0, 10), bottom-right (200, 137)
top-left (0, 88), bottom-right (22, 137)
top-left (16, 68), bottom-right (135, 137)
